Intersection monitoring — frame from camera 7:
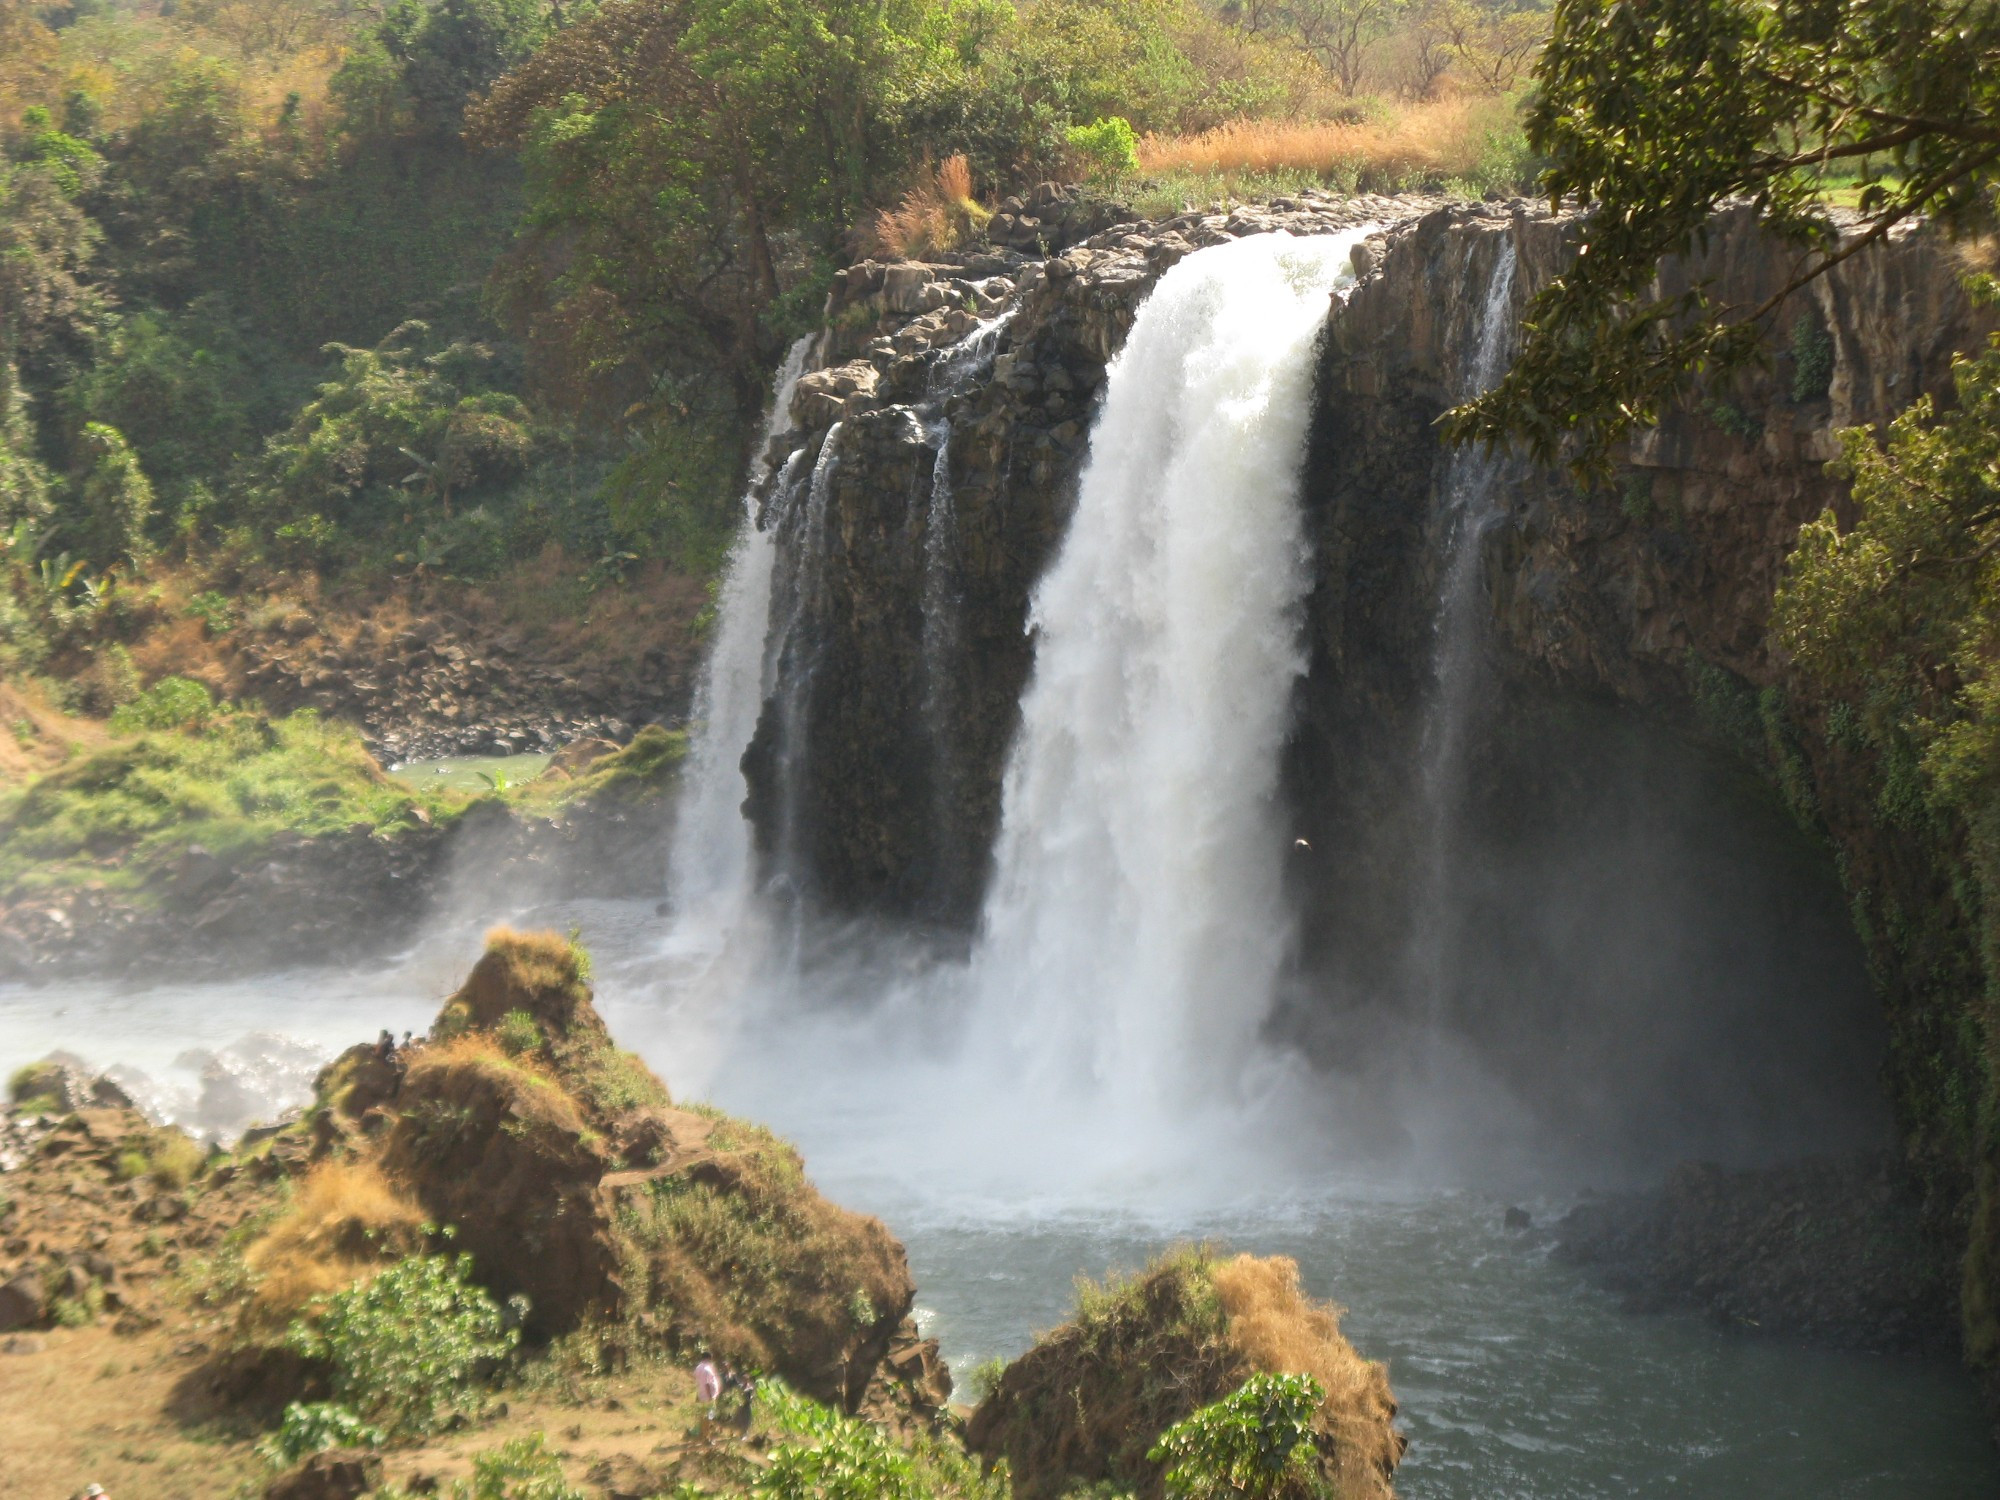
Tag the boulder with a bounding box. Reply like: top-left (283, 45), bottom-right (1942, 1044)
top-left (0, 1270), bottom-right (46, 1331)
top-left (264, 1448), bottom-right (383, 1500)
top-left (379, 1032), bottom-right (624, 1336)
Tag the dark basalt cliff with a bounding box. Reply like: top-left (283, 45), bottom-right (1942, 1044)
top-left (746, 191), bottom-right (2000, 1403)
top-left (741, 191), bottom-right (1434, 924)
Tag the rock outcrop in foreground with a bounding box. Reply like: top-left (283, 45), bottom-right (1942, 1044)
top-left (0, 928), bottom-right (958, 1496)
top-left (967, 1247), bottom-right (1404, 1500)
top-left (305, 927), bottom-right (941, 1412)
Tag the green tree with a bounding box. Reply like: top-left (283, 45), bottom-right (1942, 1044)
top-left (0, 113), bottom-right (107, 394)
top-left (71, 421), bottom-right (152, 562)
top-left (469, 0), bottom-right (986, 415)
top-left (241, 321), bottom-right (534, 548)
top-left (378, 0), bottom-right (551, 136)
top-left (1771, 289), bottom-right (2000, 1367)
top-left (1448, 0), bottom-right (2000, 471)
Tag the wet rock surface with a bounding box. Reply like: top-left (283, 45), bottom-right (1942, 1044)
top-left (1556, 1155), bottom-right (1961, 1356)
top-left (746, 189), bottom-right (1442, 923)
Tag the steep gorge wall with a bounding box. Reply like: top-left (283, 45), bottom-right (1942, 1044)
top-left (744, 192), bottom-right (1998, 1377)
top-left (1296, 204), bottom-right (1997, 1375)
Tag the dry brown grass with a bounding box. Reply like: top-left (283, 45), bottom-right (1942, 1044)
top-left (1212, 1254), bottom-right (1404, 1500)
top-left (865, 154), bottom-right (991, 259)
top-left (436, 926), bottom-right (599, 1038)
top-left (969, 1247), bottom-right (1403, 1500)
top-left (1138, 96), bottom-right (1503, 185)
top-left (243, 1159), bottom-right (427, 1327)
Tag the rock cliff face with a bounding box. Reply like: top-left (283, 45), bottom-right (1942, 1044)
top-left (743, 191), bottom-right (1439, 922)
top-left (751, 191), bottom-right (1998, 1388)
top-left (1289, 203), bottom-right (1996, 1370)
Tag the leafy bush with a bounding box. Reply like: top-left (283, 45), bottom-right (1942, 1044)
top-left (72, 421), bottom-right (154, 563)
top-left (8, 1059), bottom-right (64, 1107)
top-left (968, 1356), bottom-right (1008, 1403)
top-left (495, 1008), bottom-right (541, 1056)
top-left (756, 1380), bottom-right (925, 1500)
top-left (451, 1432), bottom-right (585, 1500)
top-left (1148, 1372), bottom-right (1326, 1500)
top-left (108, 675), bottom-right (216, 734)
top-left (256, 1401), bottom-right (386, 1467)
top-left (112, 1127), bottom-right (206, 1189)
top-left (1064, 115), bottom-right (1139, 181)
top-left (755, 1381), bottom-right (1007, 1500)
top-left (283, 1250), bottom-right (520, 1435)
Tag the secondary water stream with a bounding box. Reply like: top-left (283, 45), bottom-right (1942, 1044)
top-left (4, 233), bottom-right (1996, 1494)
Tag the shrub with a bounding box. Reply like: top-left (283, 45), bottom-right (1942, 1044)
top-left (968, 1356), bottom-right (1008, 1403)
top-left (755, 1380), bottom-right (925, 1500)
top-left (1148, 1373), bottom-right (1326, 1500)
top-left (495, 1007), bottom-right (541, 1056)
top-left (184, 590), bottom-right (237, 634)
top-left (8, 1060), bottom-right (64, 1108)
top-left (453, 1432), bottom-right (586, 1500)
top-left (284, 1250), bottom-right (520, 1434)
top-left (1065, 115), bottom-right (1140, 180)
top-left (1790, 312), bottom-right (1835, 403)
top-left (141, 1128), bottom-right (205, 1189)
top-left (72, 422), bottom-right (155, 564)
top-left (256, 1401), bottom-right (386, 1467)
top-left (109, 676), bottom-right (216, 734)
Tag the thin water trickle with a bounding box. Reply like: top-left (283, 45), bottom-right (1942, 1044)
top-left (1407, 234), bottom-right (1520, 1033)
top-left (665, 335), bottom-right (811, 948)
top-left (919, 307), bottom-right (1020, 875)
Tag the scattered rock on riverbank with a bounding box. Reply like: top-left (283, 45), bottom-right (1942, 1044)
top-left (1555, 1154), bottom-right (1960, 1355)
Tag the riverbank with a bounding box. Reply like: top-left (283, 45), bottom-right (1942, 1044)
top-left (0, 707), bottom-right (685, 981)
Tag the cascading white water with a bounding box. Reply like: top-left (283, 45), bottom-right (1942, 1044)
top-left (962, 230), bottom-right (1373, 1119)
top-left (664, 336), bottom-right (811, 948)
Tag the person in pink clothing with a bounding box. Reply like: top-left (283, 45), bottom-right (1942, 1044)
top-left (695, 1356), bottom-right (722, 1439)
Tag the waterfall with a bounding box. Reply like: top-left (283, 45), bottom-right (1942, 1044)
top-left (664, 336), bottom-right (811, 947)
top-left (1406, 234), bottom-right (1519, 1020)
top-left (962, 230), bottom-right (1374, 1115)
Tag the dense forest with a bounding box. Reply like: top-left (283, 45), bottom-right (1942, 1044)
top-left (0, 0), bottom-right (1545, 735)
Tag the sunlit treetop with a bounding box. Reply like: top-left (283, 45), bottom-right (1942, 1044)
top-left (1446, 0), bottom-right (2000, 475)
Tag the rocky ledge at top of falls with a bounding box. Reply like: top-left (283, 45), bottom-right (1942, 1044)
top-left (739, 186), bottom-right (1453, 926)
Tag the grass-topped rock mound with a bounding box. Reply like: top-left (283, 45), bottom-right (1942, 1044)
top-left (967, 1247), bottom-right (1404, 1500)
top-left (307, 927), bottom-right (921, 1407)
